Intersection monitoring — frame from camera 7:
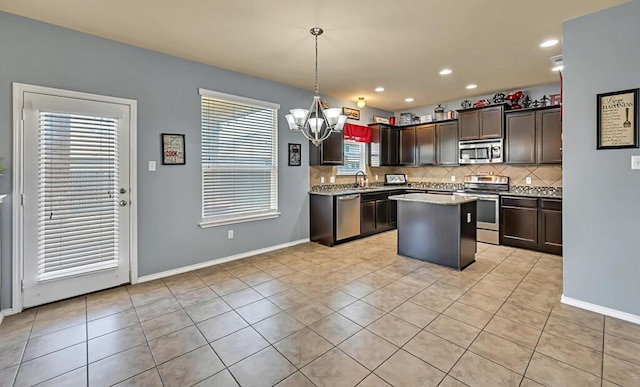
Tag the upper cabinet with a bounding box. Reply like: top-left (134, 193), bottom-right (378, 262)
top-left (416, 124), bottom-right (436, 165)
top-left (458, 105), bottom-right (506, 140)
top-left (505, 106), bottom-right (562, 164)
top-left (368, 124), bottom-right (399, 167)
top-left (436, 121), bottom-right (459, 166)
top-left (309, 131), bottom-right (344, 165)
top-left (399, 126), bottom-right (417, 165)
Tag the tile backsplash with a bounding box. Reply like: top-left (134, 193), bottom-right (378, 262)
top-left (310, 164), bottom-right (562, 188)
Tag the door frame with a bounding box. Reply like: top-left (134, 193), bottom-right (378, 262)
top-left (11, 83), bottom-right (139, 313)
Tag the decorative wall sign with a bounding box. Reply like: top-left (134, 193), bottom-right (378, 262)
top-left (342, 107), bottom-right (360, 120)
top-left (597, 89), bottom-right (639, 149)
top-left (288, 143), bottom-right (301, 166)
top-left (162, 133), bottom-right (186, 164)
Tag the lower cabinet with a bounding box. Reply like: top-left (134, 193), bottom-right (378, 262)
top-left (500, 196), bottom-right (562, 255)
top-left (361, 192), bottom-right (394, 236)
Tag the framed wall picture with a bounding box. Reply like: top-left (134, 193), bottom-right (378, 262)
top-left (597, 88), bottom-right (639, 149)
top-left (342, 107), bottom-right (360, 120)
top-left (288, 143), bottom-right (301, 166)
top-left (162, 133), bottom-right (186, 164)
top-left (372, 115), bottom-right (390, 124)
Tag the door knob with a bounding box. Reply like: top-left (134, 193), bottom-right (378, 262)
top-left (119, 200), bottom-right (128, 207)
top-left (120, 188), bottom-right (127, 194)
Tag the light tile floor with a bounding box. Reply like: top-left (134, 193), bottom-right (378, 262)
top-left (1, 231), bottom-right (639, 386)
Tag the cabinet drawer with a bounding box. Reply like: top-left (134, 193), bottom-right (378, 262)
top-left (361, 192), bottom-right (388, 202)
top-left (541, 199), bottom-right (562, 210)
top-left (501, 196), bottom-right (537, 208)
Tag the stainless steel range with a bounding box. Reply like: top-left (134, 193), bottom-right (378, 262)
top-left (454, 175), bottom-right (509, 244)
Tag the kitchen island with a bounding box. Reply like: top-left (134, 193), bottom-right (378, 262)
top-left (389, 193), bottom-right (477, 270)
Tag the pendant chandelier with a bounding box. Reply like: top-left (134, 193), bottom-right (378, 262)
top-left (286, 27), bottom-right (347, 146)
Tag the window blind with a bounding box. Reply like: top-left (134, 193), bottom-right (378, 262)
top-left (337, 140), bottom-right (366, 175)
top-left (38, 112), bottom-right (120, 280)
top-left (200, 92), bottom-right (278, 224)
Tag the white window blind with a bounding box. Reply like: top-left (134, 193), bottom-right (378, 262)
top-left (200, 89), bottom-right (279, 226)
top-left (337, 140), bottom-right (367, 175)
top-left (38, 111), bottom-right (120, 280)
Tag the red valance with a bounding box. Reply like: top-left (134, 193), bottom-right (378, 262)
top-left (343, 123), bottom-right (371, 143)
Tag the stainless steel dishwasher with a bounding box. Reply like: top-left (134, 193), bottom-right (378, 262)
top-left (336, 194), bottom-right (361, 241)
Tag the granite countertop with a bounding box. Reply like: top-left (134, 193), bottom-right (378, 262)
top-left (389, 193), bottom-right (477, 205)
top-left (500, 190), bottom-right (562, 199)
top-left (309, 186), bottom-right (411, 196)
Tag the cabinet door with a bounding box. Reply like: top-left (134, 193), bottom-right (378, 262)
top-left (505, 111), bottom-right (536, 164)
top-left (479, 105), bottom-right (504, 139)
top-left (382, 127), bottom-right (399, 166)
top-left (375, 200), bottom-right (390, 229)
top-left (416, 124), bottom-right (436, 165)
top-left (536, 108), bottom-right (562, 164)
top-left (540, 209), bottom-right (562, 253)
top-left (399, 126), bottom-right (416, 165)
top-left (436, 121), bottom-right (459, 165)
top-left (389, 198), bottom-right (398, 226)
top-left (309, 132), bottom-right (344, 165)
top-left (501, 207), bottom-right (538, 244)
top-left (458, 110), bottom-right (480, 140)
top-left (361, 201), bottom-right (376, 235)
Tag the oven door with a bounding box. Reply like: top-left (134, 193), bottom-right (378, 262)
top-left (454, 193), bottom-right (499, 231)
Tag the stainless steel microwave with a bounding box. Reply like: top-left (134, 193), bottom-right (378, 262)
top-left (459, 139), bottom-right (503, 164)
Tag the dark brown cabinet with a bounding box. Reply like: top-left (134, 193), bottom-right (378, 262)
top-left (309, 132), bottom-right (343, 165)
top-left (399, 126), bottom-right (417, 165)
top-left (416, 124), bottom-right (436, 165)
top-left (368, 124), bottom-right (399, 166)
top-left (361, 192), bottom-right (395, 235)
top-left (436, 121), bottom-right (459, 165)
top-left (361, 201), bottom-right (376, 235)
top-left (458, 105), bottom-right (505, 141)
top-left (505, 107), bottom-right (562, 164)
top-left (500, 196), bottom-right (562, 255)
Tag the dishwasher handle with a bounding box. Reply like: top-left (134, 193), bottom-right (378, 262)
top-left (337, 195), bottom-right (360, 200)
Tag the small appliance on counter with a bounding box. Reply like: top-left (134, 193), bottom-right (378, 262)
top-left (384, 174), bottom-right (407, 185)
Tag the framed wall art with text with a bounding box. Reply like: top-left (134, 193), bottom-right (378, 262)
top-left (597, 88), bottom-right (639, 149)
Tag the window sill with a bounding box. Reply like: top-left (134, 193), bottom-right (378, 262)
top-left (199, 211), bottom-right (281, 228)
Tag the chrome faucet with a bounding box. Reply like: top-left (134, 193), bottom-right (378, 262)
top-left (354, 171), bottom-right (366, 188)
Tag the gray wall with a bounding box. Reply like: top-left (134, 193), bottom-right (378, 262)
top-left (395, 83), bottom-right (560, 119)
top-left (563, 1), bottom-right (640, 316)
top-left (0, 12), bottom-right (391, 310)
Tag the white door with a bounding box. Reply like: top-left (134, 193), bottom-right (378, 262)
top-left (20, 89), bottom-right (134, 308)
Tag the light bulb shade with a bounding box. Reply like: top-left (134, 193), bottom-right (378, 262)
top-left (285, 114), bottom-right (298, 130)
top-left (357, 98), bottom-right (366, 108)
top-left (308, 118), bottom-right (324, 133)
top-left (290, 109), bottom-right (309, 126)
top-left (324, 108), bottom-right (342, 126)
top-left (333, 115), bottom-right (347, 132)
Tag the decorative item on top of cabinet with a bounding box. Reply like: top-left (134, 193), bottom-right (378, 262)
top-left (457, 104), bottom-right (506, 141)
top-left (505, 106), bottom-right (562, 164)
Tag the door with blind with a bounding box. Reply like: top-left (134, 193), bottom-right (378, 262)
top-left (20, 88), bottom-right (134, 308)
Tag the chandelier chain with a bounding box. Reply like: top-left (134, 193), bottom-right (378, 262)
top-left (314, 33), bottom-right (319, 96)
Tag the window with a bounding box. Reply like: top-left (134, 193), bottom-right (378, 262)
top-left (337, 140), bottom-right (367, 175)
top-left (199, 88), bottom-right (280, 227)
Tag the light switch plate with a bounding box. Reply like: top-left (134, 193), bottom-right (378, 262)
top-left (330, 176), bottom-right (335, 183)
top-left (451, 175), bottom-right (456, 182)
top-left (148, 161), bottom-right (156, 172)
top-left (525, 176), bottom-right (532, 185)
top-left (375, 175), bottom-right (379, 181)
top-left (320, 176), bottom-right (325, 183)
top-left (632, 155), bottom-right (640, 170)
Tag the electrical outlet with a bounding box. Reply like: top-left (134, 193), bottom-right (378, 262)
top-left (525, 176), bottom-right (532, 185)
top-left (330, 176), bottom-right (335, 183)
top-left (320, 176), bottom-right (325, 183)
top-left (228, 230), bottom-right (234, 239)
top-left (632, 155), bottom-right (640, 170)
top-left (451, 175), bottom-right (456, 182)
top-left (148, 161), bottom-right (156, 172)
top-left (375, 175), bottom-right (379, 181)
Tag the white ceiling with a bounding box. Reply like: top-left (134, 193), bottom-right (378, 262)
top-left (0, 0), bottom-right (629, 111)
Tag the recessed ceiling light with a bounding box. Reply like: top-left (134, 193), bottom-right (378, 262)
top-left (552, 65), bottom-right (564, 72)
top-left (540, 39), bottom-right (559, 48)
top-left (466, 84), bottom-right (477, 90)
top-left (439, 69), bottom-right (453, 75)
top-left (375, 87), bottom-right (385, 92)
top-left (405, 97), bottom-right (414, 103)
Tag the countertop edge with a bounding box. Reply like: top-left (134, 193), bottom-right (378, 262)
top-left (389, 193), bottom-right (477, 206)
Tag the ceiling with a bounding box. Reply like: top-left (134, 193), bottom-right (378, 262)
top-left (0, 0), bottom-right (629, 111)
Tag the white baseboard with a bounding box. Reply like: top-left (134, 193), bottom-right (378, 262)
top-left (561, 295), bottom-right (640, 325)
top-left (0, 308), bottom-right (19, 326)
top-left (137, 238), bottom-right (310, 284)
